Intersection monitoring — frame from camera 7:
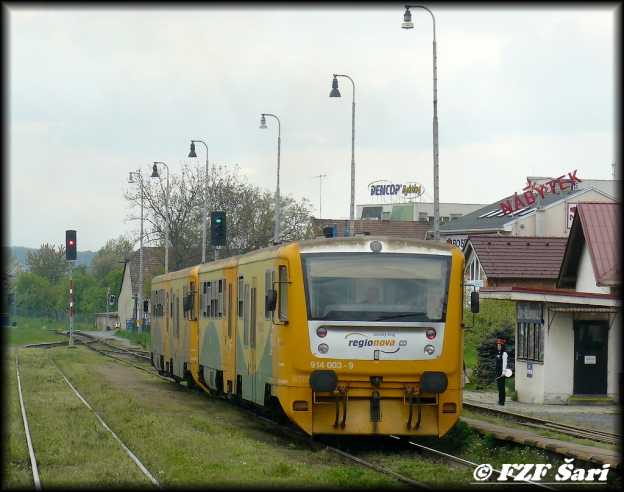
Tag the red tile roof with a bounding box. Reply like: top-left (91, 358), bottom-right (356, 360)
top-left (313, 218), bottom-right (431, 240)
top-left (577, 202), bottom-right (621, 286)
top-left (467, 235), bottom-right (568, 279)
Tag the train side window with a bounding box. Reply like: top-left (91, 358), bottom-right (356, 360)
top-left (190, 281), bottom-right (197, 321)
top-left (278, 265), bottom-right (288, 322)
top-left (264, 269), bottom-right (275, 320)
top-left (238, 276), bottom-right (244, 319)
top-left (218, 279), bottom-right (225, 318)
top-left (211, 281), bottom-right (217, 318)
top-left (201, 282), bottom-right (207, 318)
top-left (243, 284), bottom-right (250, 345)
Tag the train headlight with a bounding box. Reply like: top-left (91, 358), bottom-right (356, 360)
top-left (316, 327), bottom-right (327, 338)
top-left (425, 328), bottom-right (436, 340)
top-left (318, 343), bottom-right (329, 354)
top-left (424, 344), bottom-right (435, 355)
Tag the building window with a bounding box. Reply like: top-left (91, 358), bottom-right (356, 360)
top-left (517, 302), bottom-right (544, 362)
top-left (419, 212), bottom-right (428, 222)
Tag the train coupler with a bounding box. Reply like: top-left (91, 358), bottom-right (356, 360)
top-left (370, 390), bottom-right (381, 422)
top-left (333, 386), bottom-right (348, 428)
top-left (406, 389), bottom-right (422, 430)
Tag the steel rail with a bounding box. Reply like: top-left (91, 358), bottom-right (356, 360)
top-left (463, 401), bottom-right (619, 444)
top-left (15, 351), bottom-right (42, 491)
top-left (49, 356), bottom-right (161, 488)
top-left (389, 435), bottom-right (556, 490)
top-left (54, 338), bottom-right (429, 488)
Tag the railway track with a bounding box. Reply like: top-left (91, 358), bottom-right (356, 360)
top-left (463, 400), bottom-right (620, 446)
top-left (14, 348), bottom-right (161, 489)
top-left (17, 339), bottom-right (565, 488)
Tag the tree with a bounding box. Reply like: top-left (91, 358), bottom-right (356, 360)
top-left (91, 235), bottom-right (134, 282)
top-left (26, 243), bottom-right (68, 284)
top-left (124, 162), bottom-right (315, 270)
top-left (14, 272), bottom-right (57, 318)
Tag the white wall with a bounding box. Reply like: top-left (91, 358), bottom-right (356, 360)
top-left (117, 266), bottom-right (134, 330)
top-left (543, 311), bottom-right (574, 403)
top-left (607, 312), bottom-right (621, 399)
top-left (576, 245), bottom-right (610, 294)
top-left (514, 359), bottom-right (545, 404)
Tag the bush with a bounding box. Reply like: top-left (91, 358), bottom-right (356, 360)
top-left (472, 324), bottom-right (515, 389)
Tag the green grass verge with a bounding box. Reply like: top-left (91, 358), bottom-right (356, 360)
top-left (7, 317), bottom-right (75, 346)
top-left (4, 346), bottom-right (401, 488)
top-left (114, 329), bottom-right (151, 350)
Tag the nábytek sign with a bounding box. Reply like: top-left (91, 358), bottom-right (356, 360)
top-left (499, 170), bottom-right (581, 215)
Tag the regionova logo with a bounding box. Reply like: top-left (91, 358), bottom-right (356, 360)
top-left (344, 332), bottom-right (407, 354)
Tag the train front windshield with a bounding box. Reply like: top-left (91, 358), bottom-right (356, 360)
top-left (302, 253), bottom-right (451, 322)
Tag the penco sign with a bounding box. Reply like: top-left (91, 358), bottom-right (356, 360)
top-left (499, 170), bottom-right (582, 215)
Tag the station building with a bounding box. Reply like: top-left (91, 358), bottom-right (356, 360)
top-left (479, 203), bottom-right (621, 404)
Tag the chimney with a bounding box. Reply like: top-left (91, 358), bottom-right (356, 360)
top-left (535, 193), bottom-right (545, 236)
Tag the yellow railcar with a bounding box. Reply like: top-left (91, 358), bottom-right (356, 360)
top-left (150, 236), bottom-right (464, 437)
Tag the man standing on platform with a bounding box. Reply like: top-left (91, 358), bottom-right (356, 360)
top-left (495, 338), bottom-right (509, 405)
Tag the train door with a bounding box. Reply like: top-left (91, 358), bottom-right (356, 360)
top-left (250, 279), bottom-right (258, 403)
top-left (225, 272), bottom-right (236, 395)
top-left (235, 274), bottom-right (246, 400)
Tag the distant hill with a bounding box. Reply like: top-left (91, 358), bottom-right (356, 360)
top-left (10, 246), bottom-right (96, 271)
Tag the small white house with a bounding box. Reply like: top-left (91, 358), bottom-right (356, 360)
top-left (479, 203), bottom-right (621, 404)
top-left (117, 247), bottom-right (164, 330)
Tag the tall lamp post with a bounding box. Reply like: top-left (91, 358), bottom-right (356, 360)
top-left (402, 5), bottom-right (440, 241)
top-left (259, 113), bottom-right (282, 244)
top-left (329, 74), bottom-right (356, 227)
top-left (188, 140), bottom-right (209, 262)
top-left (151, 161), bottom-right (170, 273)
top-left (128, 169), bottom-right (144, 331)
top-left (313, 173), bottom-right (327, 219)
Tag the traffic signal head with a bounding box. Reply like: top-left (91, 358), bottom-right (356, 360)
top-left (210, 211), bottom-right (226, 247)
top-left (66, 230), bottom-right (77, 261)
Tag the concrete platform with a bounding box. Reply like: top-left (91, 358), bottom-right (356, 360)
top-left (463, 390), bottom-right (621, 435)
top-left (461, 416), bottom-right (620, 468)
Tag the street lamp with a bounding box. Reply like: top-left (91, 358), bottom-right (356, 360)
top-left (128, 169), bottom-right (144, 331)
top-left (151, 161), bottom-right (170, 274)
top-left (313, 174), bottom-right (327, 219)
top-left (188, 140), bottom-right (209, 263)
top-left (329, 74), bottom-right (356, 226)
top-left (259, 113), bottom-right (281, 244)
top-left (402, 4), bottom-right (440, 241)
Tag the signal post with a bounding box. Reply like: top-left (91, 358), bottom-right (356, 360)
top-left (66, 230), bottom-right (77, 346)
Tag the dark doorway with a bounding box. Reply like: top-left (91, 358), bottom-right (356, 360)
top-left (573, 320), bottom-right (608, 395)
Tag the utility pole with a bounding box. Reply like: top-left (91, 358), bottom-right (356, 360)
top-left (313, 174), bottom-right (327, 219)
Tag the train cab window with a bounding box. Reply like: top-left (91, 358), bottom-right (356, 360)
top-left (278, 265), bottom-right (288, 322)
top-left (238, 276), bottom-right (244, 319)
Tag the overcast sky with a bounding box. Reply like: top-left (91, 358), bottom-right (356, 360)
top-left (8, 4), bottom-right (617, 251)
